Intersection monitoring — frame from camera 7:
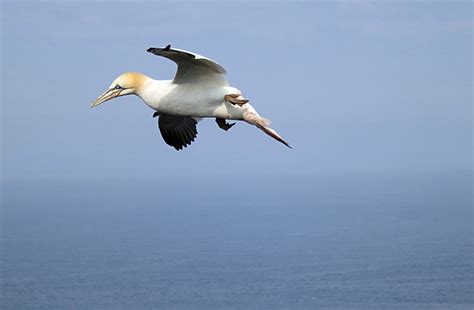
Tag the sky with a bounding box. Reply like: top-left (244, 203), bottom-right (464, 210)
top-left (1, 0), bottom-right (472, 181)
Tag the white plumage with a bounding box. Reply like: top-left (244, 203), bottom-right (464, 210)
top-left (92, 45), bottom-right (290, 150)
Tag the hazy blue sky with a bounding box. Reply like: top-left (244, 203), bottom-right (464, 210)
top-left (1, 1), bottom-right (472, 180)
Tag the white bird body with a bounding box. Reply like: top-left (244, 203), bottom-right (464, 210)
top-left (138, 78), bottom-right (250, 120)
top-left (92, 45), bottom-right (289, 150)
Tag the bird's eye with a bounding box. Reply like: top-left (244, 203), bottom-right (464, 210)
top-left (114, 84), bottom-right (122, 90)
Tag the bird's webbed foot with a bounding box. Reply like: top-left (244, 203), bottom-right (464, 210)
top-left (224, 94), bottom-right (249, 107)
top-left (215, 118), bottom-right (236, 131)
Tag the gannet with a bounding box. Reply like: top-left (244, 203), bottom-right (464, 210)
top-left (92, 45), bottom-right (290, 150)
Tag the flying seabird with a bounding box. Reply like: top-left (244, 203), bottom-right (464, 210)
top-left (92, 45), bottom-right (290, 150)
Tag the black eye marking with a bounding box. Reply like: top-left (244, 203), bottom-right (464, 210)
top-left (114, 84), bottom-right (122, 90)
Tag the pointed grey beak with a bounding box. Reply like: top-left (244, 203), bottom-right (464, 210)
top-left (91, 88), bottom-right (121, 108)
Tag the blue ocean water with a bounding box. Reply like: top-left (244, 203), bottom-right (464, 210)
top-left (1, 172), bottom-right (473, 309)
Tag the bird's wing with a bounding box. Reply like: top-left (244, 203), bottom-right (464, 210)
top-left (158, 113), bottom-right (198, 151)
top-left (147, 45), bottom-right (228, 85)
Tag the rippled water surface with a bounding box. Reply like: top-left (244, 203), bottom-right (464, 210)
top-left (1, 172), bottom-right (472, 309)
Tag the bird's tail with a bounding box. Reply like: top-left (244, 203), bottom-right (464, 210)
top-left (243, 111), bottom-right (291, 148)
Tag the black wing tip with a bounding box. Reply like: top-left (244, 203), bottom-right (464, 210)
top-left (173, 136), bottom-right (196, 151)
top-left (147, 44), bottom-right (171, 54)
top-left (147, 45), bottom-right (197, 60)
top-left (172, 137), bottom-right (196, 151)
top-left (280, 138), bottom-right (292, 149)
top-left (158, 114), bottom-right (198, 151)
top-left (277, 139), bottom-right (292, 149)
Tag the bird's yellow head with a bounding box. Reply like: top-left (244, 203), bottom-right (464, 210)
top-left (91, 72), bottom-right (149, 108)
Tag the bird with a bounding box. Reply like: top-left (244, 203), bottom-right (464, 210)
top-left (91, 44), bottom-right (291, 151)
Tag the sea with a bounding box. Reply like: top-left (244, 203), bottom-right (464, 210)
top-left (1, 172), bottom-right (473, 309)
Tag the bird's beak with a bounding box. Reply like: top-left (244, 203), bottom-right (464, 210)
top-left (91, 88), bottom-right (122, 108)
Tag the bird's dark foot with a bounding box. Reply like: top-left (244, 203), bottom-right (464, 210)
top-left (224, 94), bottom-right (249, 106)
top-left (153, 112), bottom-right (160, 118)
top-left (216, 118), bottom-right (236, 131)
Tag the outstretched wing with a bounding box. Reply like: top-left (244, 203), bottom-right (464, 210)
top-left (147, 45), bottom-right (228, 85)
top-left (158, 113), bottom-right (198, 151)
